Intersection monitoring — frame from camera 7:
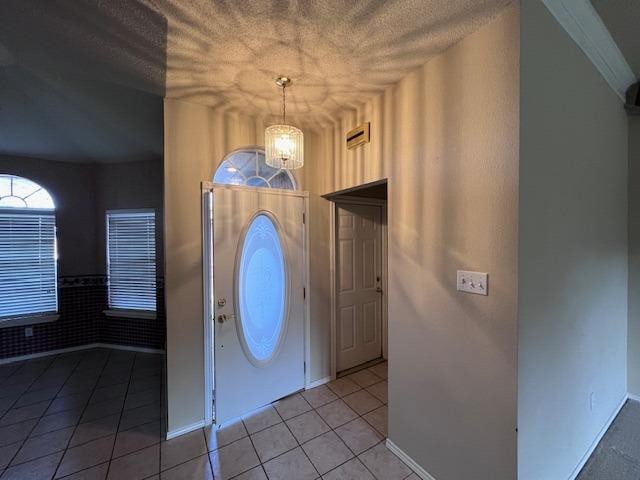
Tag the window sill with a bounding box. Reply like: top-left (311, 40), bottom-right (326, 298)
top-left (103, 309), bottom-right (157, 320)
top-left (0, 314), bottom-right (60, 329)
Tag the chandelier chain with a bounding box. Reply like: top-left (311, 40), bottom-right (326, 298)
top-left (282, 84), bottom-right (286, 124)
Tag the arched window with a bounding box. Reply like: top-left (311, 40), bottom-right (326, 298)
top-left (0, 174), bottom-right (58, 321)
top-left (0, 174), bottom-right (55, 209)
top-left (214, 148), bottom-right (296, 190)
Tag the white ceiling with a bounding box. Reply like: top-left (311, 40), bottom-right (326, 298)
top-left (0, 0), bottom-right (511, 162)
top-left (592, 0), bottom-right (640, 81)
top-left (156, 0), bottom-right (512, 127)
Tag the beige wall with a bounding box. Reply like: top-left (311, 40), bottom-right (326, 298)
top-left (0, 154), bottom-right (97, 276)
top-left (94, 159), bottom-right (164, 276)
top-left (518, 2), bottom-right (629, 479)
top-left (163, 98), bottom-right (313, 432)
top-left (164, 7), bottom-right (521, 478)
top-left (307, 5), bottom-right (519, 479)
top-left (628, 117), bottom-right (640, 395)
top-left (0, 155), bottom-right (164, 278)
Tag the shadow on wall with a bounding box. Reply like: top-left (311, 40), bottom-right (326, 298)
top-left (305, 6), bottom-right (520, 478)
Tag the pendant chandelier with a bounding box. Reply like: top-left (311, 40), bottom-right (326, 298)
top-left (265, 76), bottom-right (304, 170)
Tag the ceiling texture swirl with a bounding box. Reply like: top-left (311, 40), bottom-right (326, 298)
top-left (156, 0), bottom-right (511, 127)
top-left (0, 0), bottom-right (511, 162)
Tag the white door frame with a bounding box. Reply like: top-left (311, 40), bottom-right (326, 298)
top-left (330, 195), bottom-right (388, 378)
top-left (201, 181), bottom-right (310, 426)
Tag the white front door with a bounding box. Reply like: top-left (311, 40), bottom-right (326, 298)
top-left (212, 185), bottom-right (306, 424)
top-left (336, 203), bottom-right (383, 372)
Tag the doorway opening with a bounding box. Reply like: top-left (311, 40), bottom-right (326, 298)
top-left (325, 180), bottom-right (388, 380)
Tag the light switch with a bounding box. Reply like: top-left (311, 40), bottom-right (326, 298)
top-left (457, 270), bottom-right (488, 296)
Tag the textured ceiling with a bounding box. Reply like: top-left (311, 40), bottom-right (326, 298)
top-left (0, 0), bottom-right (511, 162)
top-left (0, 0), bottom-right (165, 163)
top-left (155, 0), bottom-right (512, 127)
top-left (592, 0), bottom-right (640, 80)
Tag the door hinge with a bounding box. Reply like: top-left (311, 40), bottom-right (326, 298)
top-left (302, 212), bottom-right (306, 224)
top-left (303, 287), bottom-right (306, 299)
top-left (304, 361), bottom-right (306, 373)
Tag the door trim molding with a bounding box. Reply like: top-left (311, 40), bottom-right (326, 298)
top-left (541, 0), bottom-right (635, 101)
top-left (303, 195), bottom-right (312, 388)
top-left (202, 187), bottom-right (214, 426)
top-left (330, 198), bottom-right (388, 377)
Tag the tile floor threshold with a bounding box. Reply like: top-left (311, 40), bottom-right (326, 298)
top-left (0, 350), bottom-right (416, 479)
top-left (336, 357), bottom-right (386, 379)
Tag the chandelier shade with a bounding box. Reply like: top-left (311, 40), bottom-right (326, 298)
top-left (264, 76), bottom-right (304, 170)
top-left (265, 124), bottom-right (304, 170)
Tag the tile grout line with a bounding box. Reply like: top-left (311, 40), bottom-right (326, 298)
top-left (325, 370), bottom-right (398, 479)
top-left (8, 416), bottom-right (162, 470)
top-left (0, 354), bottom-right (57, 426)
top-left (105, 351), bottom-right (137, 479)
top-left (272, 398), bottom-right (322, 479)
top-left (0, 353), bottom-right (392, 480)
top-left (305, 386), bottom-right (383, 479)
top-left (3, 352), bottom-right (83, 474)
top-left (56, 360), bottom-right (163, 478)
top-left (217, 364), bottom-right (392, 479)
top-left (52, 349), bottom-right (116, 479)
top-left (0, 349), bottom-right (163, 478)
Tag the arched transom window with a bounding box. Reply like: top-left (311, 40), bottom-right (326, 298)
top-left (214, 148), bottom-right (296, 190)
top-left (0, 174), bottom-right (57, 321)
top-left (0, 174), bottom-right (55, 210)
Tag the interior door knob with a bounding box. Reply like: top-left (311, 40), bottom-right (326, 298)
top-left (217, 314), bottom-right (227, 324)
top-left (376, 287), bottom-right (383, 293)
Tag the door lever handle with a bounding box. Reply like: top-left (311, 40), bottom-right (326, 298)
top-left (376, 287), bottom-right (383, 293)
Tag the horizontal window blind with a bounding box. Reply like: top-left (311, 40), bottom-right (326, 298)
top-left (0, 213), bottom-right (57, 319)
top-left (107, 211), bottom-right (156, 311)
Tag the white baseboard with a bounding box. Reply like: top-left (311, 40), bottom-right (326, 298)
top-left (166, 420), bottom-right (206, 440)
top-left (567, 393), bottom-right (628, 480)
top-left (94, 343), bottom-right (165, 354)
top-left (0, 342), bottom-right (165, 364)
top-left (0, 344), bottom-right (96, 365)
top-left (386, 438), bottom-right (436, 480)
top-left (628, 393), bottom-right (640, 403)
top-left (306, 375), bottom-right (333, 389)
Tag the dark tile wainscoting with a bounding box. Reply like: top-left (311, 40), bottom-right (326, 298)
top-left (0, 276), bottom-right (165, 360)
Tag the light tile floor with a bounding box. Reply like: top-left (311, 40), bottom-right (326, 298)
top-left (0, 350), bottom-right (415, 479)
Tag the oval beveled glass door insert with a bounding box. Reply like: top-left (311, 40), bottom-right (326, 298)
top-left (237, 213), bottom-right (287, 365)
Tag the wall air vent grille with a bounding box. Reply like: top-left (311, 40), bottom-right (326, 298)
top-left (346, 123), bottom-right (370, 149)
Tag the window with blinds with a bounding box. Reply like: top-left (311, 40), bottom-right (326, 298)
top-left (0, 213), bottom-right (58, 319)
top-left (107, 210), bottom-right (156, 312)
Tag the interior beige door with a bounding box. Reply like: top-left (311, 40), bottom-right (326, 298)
top-left (336, 203), bottom-right (383, 371)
